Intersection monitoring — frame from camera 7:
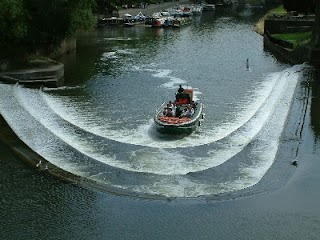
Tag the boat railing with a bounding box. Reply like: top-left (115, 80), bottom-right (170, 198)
top-left (156, 102), bottom-right (167, 114)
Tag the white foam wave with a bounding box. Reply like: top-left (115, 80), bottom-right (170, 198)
top-left (102, 37), bottom-right (133, 41)
top-left (41, 68), bottom-right (272, 149)
top-left (36, 65), bottom-right (301, 176)
top-left (116, 49), bottom-right (135, 55)
top-left (43, 85), bottom-right (82, 91)
top-left (102, 52), bottom-right (118, 59)
top-left (0, 64), bottom-right (304, 196)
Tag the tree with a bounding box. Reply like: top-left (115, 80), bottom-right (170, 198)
top-left (0, 0), bottom-right (28, 58)
top-left (25, 0), bottom-right (96, 52)
top-left (0, 0), bottom-right (96, 61)
top-left (282, 0), bottom-right (315, 15)
top-left (95, 0), bottom-right (113, 14)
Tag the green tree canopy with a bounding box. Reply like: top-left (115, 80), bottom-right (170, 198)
top-left (25, 0), bottom-right (96, 52)
top-left (0, 0), bottom-right (96, 60)
top-left (0, 0), bottom-right (27, 47)
top-left (2, 0), bottom-right (166, 62)
top-left (94, 0), bottom-right (155, 15)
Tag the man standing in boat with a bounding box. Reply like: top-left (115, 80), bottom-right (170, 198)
top-left (178, 85), bottom-right (184, 93)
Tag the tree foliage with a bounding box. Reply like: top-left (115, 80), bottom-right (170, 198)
top-left (281, 0), bottom-right (315, 14)
top-left (0, 0), bottom-right (96, 58)
top-left (1, 0), bottom-right (160, 58)
top-left (24, 0), bottom-right (96, 52)
top-left (0, 0), bottom-right (27, 46)
top-left (94, 0), bottom-right (154, 15)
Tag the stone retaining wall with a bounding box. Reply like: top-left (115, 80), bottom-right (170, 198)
top-left (0, 60), bottom-right (64, 87)
top-left (263, 35), bottom-right (310, 64)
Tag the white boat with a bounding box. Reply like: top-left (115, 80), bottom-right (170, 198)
top-left (123, 12), bottom-right (146, 26)
top-left (168, 5), bottom-right (193, 17)
top-left (192, 5), bottom-right (203, 15)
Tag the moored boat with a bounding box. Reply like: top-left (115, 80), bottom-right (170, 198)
top-left (123, 12), bottom-right (146, 26)
top-left (154, 86), bottom-right (204, 134)
top-left (145, 12), bottom-right (170, 27)
top-left (191, 5), bottom-right (203, 15)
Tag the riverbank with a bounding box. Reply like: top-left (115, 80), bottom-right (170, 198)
top-left (254, 15), bottom-right (265, 35)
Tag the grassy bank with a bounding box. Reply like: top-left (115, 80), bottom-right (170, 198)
top-left (255, 5), bottom-right (313, 50)
top-left (254, 5), bottom-right (286, 35)
top-left (272, 31), bottom-right (312, 48)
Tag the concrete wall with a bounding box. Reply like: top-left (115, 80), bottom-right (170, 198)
top-left (263, 15), bottom-right (318, 66)
top-left (0, 61), bottom-right (64, 88)
top-left (263, 35), bottom-right (310, 64)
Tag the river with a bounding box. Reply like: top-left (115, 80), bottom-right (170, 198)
top-left (1, 6), bottom-right (320, 240)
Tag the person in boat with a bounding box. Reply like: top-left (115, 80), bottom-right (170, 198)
top-left (163, 102), bottom-right (174, 115)
top-left (191, 101), bottom-right (197, 109)
top-left (171, 105), bottom-right (177, 117)
top-left (186, 107), bottom-right (193, 117)
top-left (180, 107), bottom-right (188, 117)
top-left (163, 107), bottom-right (169, 116)
top-left (166, 107), bottom-right (174, 117)
top-left (178, 85), bottom-right (184, 93)
top-left (175, 105), bottom-right (182, 117)
top-left (163, 105), bottom-right (176, 117)
top-left (181, 106), bottom-right (193, 117)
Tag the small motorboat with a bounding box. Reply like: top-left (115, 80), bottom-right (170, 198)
top-left (123, 12), bottom-right (146, 27)
top-left (154, 87), bottom-right (204, 134)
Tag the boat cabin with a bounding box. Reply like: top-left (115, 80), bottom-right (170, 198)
top-left (176, 89), bottom-right (193, 105)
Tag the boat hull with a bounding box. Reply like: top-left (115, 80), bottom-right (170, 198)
top-left (154, 121), bottom-right (199, 134)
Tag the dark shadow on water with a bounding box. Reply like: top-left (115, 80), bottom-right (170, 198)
top-left (147, 123), bottom-right (192, 141)
top-left (310, 68), bottom-right (320, 141)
